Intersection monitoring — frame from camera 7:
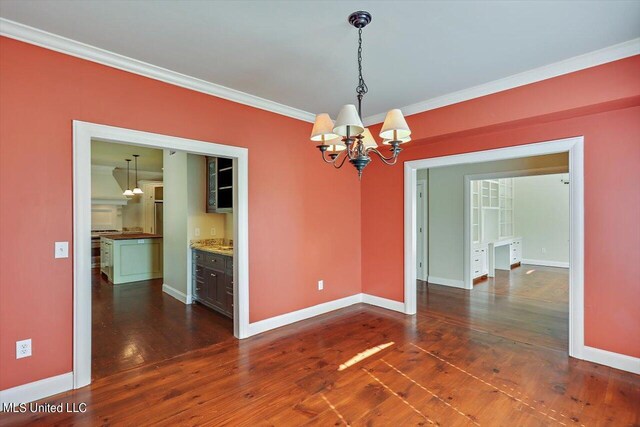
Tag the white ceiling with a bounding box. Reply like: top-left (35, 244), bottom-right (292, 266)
top-left (2, 1), bottom-right (639, 121)
top-left (91, 140), bottom-right (163, 172)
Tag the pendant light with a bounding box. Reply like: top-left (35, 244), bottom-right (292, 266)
top-left (132, 154), bottom-right (144, 195)
top-left (123, 159), bottom-right (134, 197)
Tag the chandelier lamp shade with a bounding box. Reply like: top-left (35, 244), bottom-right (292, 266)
top-left (310, 11), bottom-right (411, 179)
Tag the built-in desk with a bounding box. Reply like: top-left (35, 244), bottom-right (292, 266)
top-left (487, 237), bottom-right (522, 277)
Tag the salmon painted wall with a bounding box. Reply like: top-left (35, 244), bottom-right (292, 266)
top-left (362, 57), bottom-right (640, 358)
top-left (0, 37), bottom-right (362, 390)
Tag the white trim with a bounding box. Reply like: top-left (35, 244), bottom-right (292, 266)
top-left (364, 38), bottom-right (640, 125)
top-left (426, 276), bottom-right (466, 289)
top-left (580, 346), bottom-right (640, 375)
top-left (246, 293), bottom-right (407, 336)
top-left (416, 179), bottom-right (428, 281)
top-left (2, 18), bottom-right (637, 127)
top-left (73, 121), bottom-right (250, 390)
top-left (404, 137), bottom-right (586, 361)
top-left (521, 259), bottom-right (570, 269)
top-left (0, 18), bottom-right (314, 123)
top-left (362, 294), bottom-right (405, 313)
top-left (0, 373), bottom-right (73, 405)
top-left (463, 166), bottom-right (569, 289)
top-left (162, 283), bottom-right (193, 304)
top-left (246, 294), bottom-right (363, 337)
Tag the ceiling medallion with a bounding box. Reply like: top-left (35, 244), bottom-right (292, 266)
top-left (310, 11), bottom-right (411, 179)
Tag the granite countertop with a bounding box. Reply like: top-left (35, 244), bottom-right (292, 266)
top-left (190, 239), bottom-right (233, 257)
top-left (101, 233), bottom-right (163, 240)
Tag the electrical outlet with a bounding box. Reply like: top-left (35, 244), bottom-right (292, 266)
top-left (210, 227), bottom-right (216, 236)
top-left (318, 280), bottom-right (324, 291)
top-left (195, 227), bottom-right (201, 237)
top-left (16, 339), bottom-right (31, 359)
top-left (541, 248), bottom-right (546, 254)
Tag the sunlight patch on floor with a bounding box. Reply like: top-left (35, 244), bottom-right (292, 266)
top-left (338, 342), bottom-right (394, 371)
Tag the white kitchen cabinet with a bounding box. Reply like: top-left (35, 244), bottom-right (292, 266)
top-left (100, 239), bottom-right (113, 281)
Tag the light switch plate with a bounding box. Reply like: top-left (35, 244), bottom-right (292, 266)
top-left (55, 241), bottom-right (69, 258)
top-left (318, 280), bottom-right (324, 290)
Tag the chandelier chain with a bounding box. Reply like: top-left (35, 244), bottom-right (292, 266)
top-left (356, 28), bottom-right (368, 117)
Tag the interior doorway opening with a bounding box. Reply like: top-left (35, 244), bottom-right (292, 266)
top-left (404, 137), bottom-right (584, 359)
top-left (90, 139), bottom-right (238, 380)
top-left (73, 121), bottom-right (250, 389)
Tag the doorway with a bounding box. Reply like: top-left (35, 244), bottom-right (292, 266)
top-left (73, 121), bottom-right (250, 389)
top-left (403, 137), bottom-right (585, 359)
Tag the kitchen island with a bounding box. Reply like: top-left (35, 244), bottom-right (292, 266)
top-left (100, 233), bottom-right (163, 284)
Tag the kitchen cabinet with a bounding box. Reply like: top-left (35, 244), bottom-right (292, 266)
top-left (100, 235), bottom-right (163, 284)
top-left (206, 157), bottom-right (233, 213)
top-left (100, 239), bottom-right (114, 281)
top-left (192, 249), bottom-right (233, 318)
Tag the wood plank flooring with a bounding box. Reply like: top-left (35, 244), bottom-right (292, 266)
top-left (91, 268), bottom-right (233, 379)
top-left (2, 265), bottom-right (638, 426)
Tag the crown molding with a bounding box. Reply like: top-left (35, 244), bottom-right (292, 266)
top-left (363, 38), bottom-right (640, 125)
top-left (0, 18), bottom-right (315, 123)
top-left (2, 18), bottom-right (637, 127)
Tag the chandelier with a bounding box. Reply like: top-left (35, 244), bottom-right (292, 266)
top-left (310, 11), bottom-right (411, 179)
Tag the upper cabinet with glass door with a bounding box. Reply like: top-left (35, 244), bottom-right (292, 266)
top-left (206, 156), bottom-right (233, 213)
top-left (471, 180), bottom-right (481, 244)
top-left (498, 178), bottom-right (514, 239)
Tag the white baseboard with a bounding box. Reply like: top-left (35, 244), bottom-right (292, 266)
top-left (162, 283), bottom-right (192, 304)
top-left (427, 276), bottom-right (466, 289)
top-left (579, 346), bottom-right (640, 375)
top-left (0, 372), bottom-right (73, 405)
top-left (362, 294), bottom-right (405, 313)
top-left (521, 259), bottom-right (570, 268)
top-left (246, 294), bottom-right (363, 336)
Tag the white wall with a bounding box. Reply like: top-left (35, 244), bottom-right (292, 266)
top-left (163, 150), bottom-right (189, 294)
top-left (514, 174), bottom-right (570, 266)
top-left (425, 153), bottom-right (568, 284)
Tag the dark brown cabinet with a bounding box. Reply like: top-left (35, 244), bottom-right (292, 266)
top-left (192, 249), bottom-right (233, 318)
top-left (206, 156), bottom-right (233, 213)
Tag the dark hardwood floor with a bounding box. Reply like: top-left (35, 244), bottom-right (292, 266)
top-left (3, 265), bottom-right (638, 426)
top-left (91, 268), bottom-right (233, 379)
top-left (420, 264), bottom-right (569, 352)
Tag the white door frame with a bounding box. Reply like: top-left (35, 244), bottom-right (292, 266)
top-left (404, 136), bottom-right (584, 359)
top-left (416, 179), bottom-right (427, 281)
top-left (463, 166), bottom-right (568, 289)
top-left (73, 121), bottom-right (250, 389)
